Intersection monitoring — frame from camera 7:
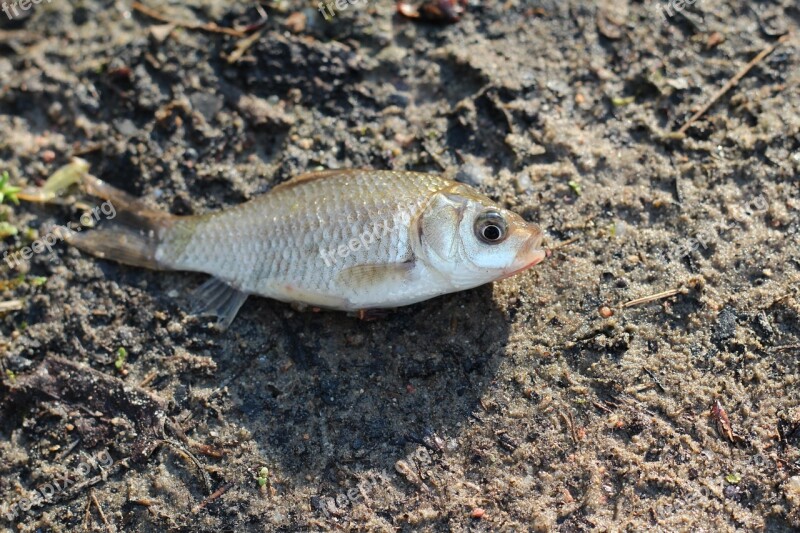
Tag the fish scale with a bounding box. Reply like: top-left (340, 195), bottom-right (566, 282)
top-left (165, 171), bottom-right (443, 287)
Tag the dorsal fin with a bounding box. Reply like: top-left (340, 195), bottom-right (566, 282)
top-left (271, 169), bottom-right (361, 193)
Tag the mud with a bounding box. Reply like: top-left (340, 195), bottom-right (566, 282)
top-left (0, 0), bottom-right (799, 531)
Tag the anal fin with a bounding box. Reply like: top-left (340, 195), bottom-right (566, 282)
top-left (190, 277), bottom-right (248, 330)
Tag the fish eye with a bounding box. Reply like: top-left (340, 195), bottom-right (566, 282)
top-left (474, 210), bottom-right (508, 244)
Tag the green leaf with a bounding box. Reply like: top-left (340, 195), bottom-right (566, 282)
top-left (29, 276), bottom-right (47, 287)
top-left (0, 171), bottom-right (21, 205)
top-left (611, 96), bottom-right (635, 106)
top-left (725, 473), bottom-right (741, 484)
top-left (115, 347), bottom-right (128, 370)
top-left (0, 221), bottom-right (18, 238)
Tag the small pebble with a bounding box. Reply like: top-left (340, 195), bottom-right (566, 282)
top-left (471, 508), bottom-right (485, 519)
top-left (455, 163), bottom-right (487, 187)
top-left (599, 306), bottom-right (614, 318)
top-left (285, 11), bottom-right (307, 33)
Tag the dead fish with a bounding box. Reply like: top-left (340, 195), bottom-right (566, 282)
top-left (67, 169), bottom-right (546, 328)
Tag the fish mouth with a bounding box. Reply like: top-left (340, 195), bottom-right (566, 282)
top-left (498, 230), bottom-right (546, 280)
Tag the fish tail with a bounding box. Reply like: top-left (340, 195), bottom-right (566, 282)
top-left (65, 175), bottom-right (180, 270)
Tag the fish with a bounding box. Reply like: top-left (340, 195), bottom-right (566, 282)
top-left (66, 169), bottom-right (546, 328)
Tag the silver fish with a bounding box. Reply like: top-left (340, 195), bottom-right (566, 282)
top-left (67, 169), bottom-right (546, 327)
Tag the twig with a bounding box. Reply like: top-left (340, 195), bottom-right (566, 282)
top-left (592, 401), bottom-right (613, 413)
top-left (0, 300), bottom-right (24, 313)
top-left (227, 28), bottom-right (265, 64)
top-left (191, 482), bottom-right (234, 514)
top-left (766, 292), bottom-right (795, 308)
top-left (771, 344), bottom-right (800, 352)
top-left (138, 369), bottom-right (158, 388)
top-left (621, 287), bottom-right (685, 308)
top-left (643, 367), bottom-right (667, 393)
top-left (56, 439), bottom-right (82, 461)
top-left (559, 410), bottom-right (578, 444)
top-left (676, 34), bottom-right (790, 135)
top-left (0, 29), bottom-right (39, 43)
top-left (131, 2), bottom-right (246, 37)
top-left (83, 492), bottom-right (92, 531)
top-left (160, 438), bottom-right (213, 495)
top-left (240, 4), bottom-right (270, 33)
top-left (90, 490), bottom-right (116, 533)
top-left (550, 235), bottom-right (581, 250)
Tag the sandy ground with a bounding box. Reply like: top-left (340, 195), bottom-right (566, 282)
top-left (1, 0), bottom-right (799, 531)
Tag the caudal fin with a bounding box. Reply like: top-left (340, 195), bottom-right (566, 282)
top-left (65, 175), bottom-right (177, 270)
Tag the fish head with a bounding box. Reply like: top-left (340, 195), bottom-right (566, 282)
top-left (414, 184), bottom-right (546, 289)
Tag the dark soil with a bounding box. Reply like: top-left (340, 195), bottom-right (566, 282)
top-left (1, 0), bottom-right (799, 531)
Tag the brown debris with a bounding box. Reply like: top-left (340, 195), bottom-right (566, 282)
top-left (131, 2), bottom-right (247, 37)
top-left (706, 32), bottom-right (725, 49)
top-left (284, 12), bottom-right (307, 33)
top-left (710, 399), bottom-right (742, 443)
top-left (599, 305), bottom-right (614, 318)
top-left (227, 28), bottom-right (266, 65)
top-left (397, 0), bottom-right (467, 23)
top-left (192, 483), bottom-right (234, 514)
top-left (471, 507), bottom-right (486, 519)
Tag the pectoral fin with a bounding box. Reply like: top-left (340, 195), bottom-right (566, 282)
top-left (189, 277), bottom-right (249, 330)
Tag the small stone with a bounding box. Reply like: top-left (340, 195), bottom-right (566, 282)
top-left (599, 306), bottom-right (614, 318)
top-left (455, 163), bottom-right (487, 187)
top-left (707, 31), bottom-right (724, 49)
top-left (786, 476), bottom-right (800, 506)
top-left (285, 11), bottom-right (307, 33)
top-left (514, 172), bottom-right (533, 193)
top-left (471, 508), bottom-right (485, 519)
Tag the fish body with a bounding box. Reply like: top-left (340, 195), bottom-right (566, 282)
top-left (68, 169), bottom-right (545, 327)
